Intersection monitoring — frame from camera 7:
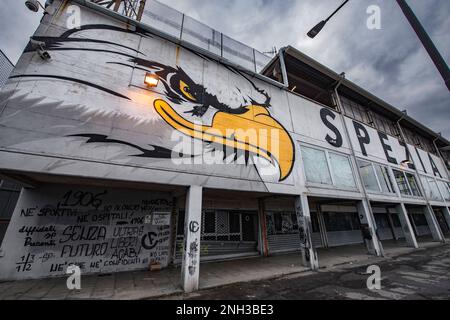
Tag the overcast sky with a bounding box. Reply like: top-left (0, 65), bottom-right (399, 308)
top-left (1, 0), bottom-right (449, 138)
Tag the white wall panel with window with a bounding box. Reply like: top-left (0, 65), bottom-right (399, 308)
top-left (436, 180), bottom-right (450, 202)
top-left (392, 169), bottom-right (422, 198)
top-left (420, 175), bottom-right (444, 202)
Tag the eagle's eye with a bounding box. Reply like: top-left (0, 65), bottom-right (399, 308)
top-left (179, 80), bottom-right (196, 101)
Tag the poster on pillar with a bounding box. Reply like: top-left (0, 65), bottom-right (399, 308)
top-left (0, 185), bottom-right (173, 281)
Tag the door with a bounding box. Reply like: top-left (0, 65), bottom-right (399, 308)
top-left (242, 212), bottom-right (256, 241)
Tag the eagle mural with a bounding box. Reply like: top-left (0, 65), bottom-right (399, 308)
top-left (7, 24), bottom-right (295, 182)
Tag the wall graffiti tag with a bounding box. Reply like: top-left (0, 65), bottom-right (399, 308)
top-left (187, 238), bottom-right (199, 276)
top-left (0, 185), bottom-right (173, 281)
top-left (189, 221), bottom-right (199, 233)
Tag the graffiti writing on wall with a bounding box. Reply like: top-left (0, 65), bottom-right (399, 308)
top-left (0, 186), bottom-right (173, 281)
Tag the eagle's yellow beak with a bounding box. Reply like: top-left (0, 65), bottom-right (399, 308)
top-left (154, 99), bottom-right (294, 181)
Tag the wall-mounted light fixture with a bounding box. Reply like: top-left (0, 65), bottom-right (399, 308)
top-left (144, 73), bottom-right (159, 87)
top-left (30, 38), bottom-right (51, 60)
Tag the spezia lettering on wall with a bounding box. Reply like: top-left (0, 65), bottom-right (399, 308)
top-left (0, 185), bottom-right (173, 281)
top-left (319, 107), bottom-right (446, 179)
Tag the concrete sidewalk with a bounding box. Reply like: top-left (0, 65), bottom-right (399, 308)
top-left (0, 241), bottom-right (445, 300)
top-left (0, 254), bottom-right (307, 300)
top-left (177, 244), bottom-right (450, 300)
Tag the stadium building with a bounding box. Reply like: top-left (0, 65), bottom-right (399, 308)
top-left (0, 0), bottom-right (448, 292)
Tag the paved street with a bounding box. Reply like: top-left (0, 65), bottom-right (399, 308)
top-left (173, 244), bottom-right (450, 300)
top-left (1, 242), bottom-right (448, 300)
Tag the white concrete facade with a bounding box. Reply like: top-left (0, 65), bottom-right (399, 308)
top-left (0, 0), bottom-right (448, 291)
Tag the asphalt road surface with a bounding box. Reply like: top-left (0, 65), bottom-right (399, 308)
top-left (177, 244), bottom-right (450, 300)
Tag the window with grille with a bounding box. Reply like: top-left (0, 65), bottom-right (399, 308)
top-left (266, 211), bottom-right (317, 234)
top-left (201, 210), bottom-right (246, 241)
top-left (177, 209), bottom-right (250, 241)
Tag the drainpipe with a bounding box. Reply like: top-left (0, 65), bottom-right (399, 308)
top-left (333, 74), bottom-right (385, 257)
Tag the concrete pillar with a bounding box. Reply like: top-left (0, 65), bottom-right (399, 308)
top-left (357, 199), bottom-right (383, 256)
top-left (257, 198), bottom-right (269, 257)
top-left (294, 194), bottom-right (319, 270)
top-left (423, 205), bottom-right (445, 243)
top-left (395, 203), bottom-right (419, 248)
top-left (181, 185), bottom-right (202, 292)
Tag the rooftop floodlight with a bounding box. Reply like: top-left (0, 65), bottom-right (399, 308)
top-left (144, 73), bottom-right (159, 87)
